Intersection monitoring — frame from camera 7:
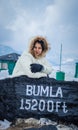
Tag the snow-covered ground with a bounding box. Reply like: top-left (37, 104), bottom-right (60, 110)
top-left (0, 70), bottom-right (10, 79)
top-left (50, 65), bottom-right (78, 81)
top-left (0, 65), bottom-right (78, 81)
top-left (0, 119), bottom-right (11, 130)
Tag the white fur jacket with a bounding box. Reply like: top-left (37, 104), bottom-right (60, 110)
top-left (12, 51), bottom-right (53, 78)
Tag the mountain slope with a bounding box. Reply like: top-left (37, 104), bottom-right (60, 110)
top-left (0, 44), bottom-right (17, 56)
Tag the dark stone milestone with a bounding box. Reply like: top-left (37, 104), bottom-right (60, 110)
top-left (0, 76), bottom-right (78, 126)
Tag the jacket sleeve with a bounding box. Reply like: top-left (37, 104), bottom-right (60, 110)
top-left (18, 53), bottom-right (33, 75)
top-left (41, 58), bottom-right (53, 74)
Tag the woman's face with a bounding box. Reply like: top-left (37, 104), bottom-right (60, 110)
top-left (33, 42), bottom-right (42, 57)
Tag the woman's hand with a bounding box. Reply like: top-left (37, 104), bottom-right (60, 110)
top-left (30, 63), bottom-right (43, 73)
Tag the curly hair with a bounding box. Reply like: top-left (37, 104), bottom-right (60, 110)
top-left (29, 36), bottom-right (50, 58)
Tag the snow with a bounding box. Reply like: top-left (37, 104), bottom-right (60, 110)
top-left (0, 66), bottom-right (78, 81)
top-left (0, 70), bottom-right (10, 79)
top-left (50, 65), bottom-right (78, 81)
top-left (0, 119), bottom-right (11, 130)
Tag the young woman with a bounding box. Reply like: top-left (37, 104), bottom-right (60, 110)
top-left (12, 36), bottom-right (53, 78)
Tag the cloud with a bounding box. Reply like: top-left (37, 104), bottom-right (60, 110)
top-left (0, 0), bottom-right (78, 64)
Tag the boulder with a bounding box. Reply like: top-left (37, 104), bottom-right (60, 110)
top-left (0, 76), bottom-right (78, 126)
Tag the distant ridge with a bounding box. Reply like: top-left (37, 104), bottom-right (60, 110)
top-left (0, 44), bottom-right (18, 56)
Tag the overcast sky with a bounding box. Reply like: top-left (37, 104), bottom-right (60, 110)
top-left (0, 0), bottom-right (78, 65)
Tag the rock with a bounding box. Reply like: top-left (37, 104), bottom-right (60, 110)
top-left (12, 118), bottom-right (24, 126)
top-left (0, 76), bottom-right (78, 126)
top-left (56, 124), bottom-right (78, 130)
top-left (6, 118), bottom-right (78, 130)
top-left (39, 118), bottom-right (57, 125)
top-left (23, 125), bottom-right (57, 130)
top-left (24, 118), bottom-right (40, 127)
